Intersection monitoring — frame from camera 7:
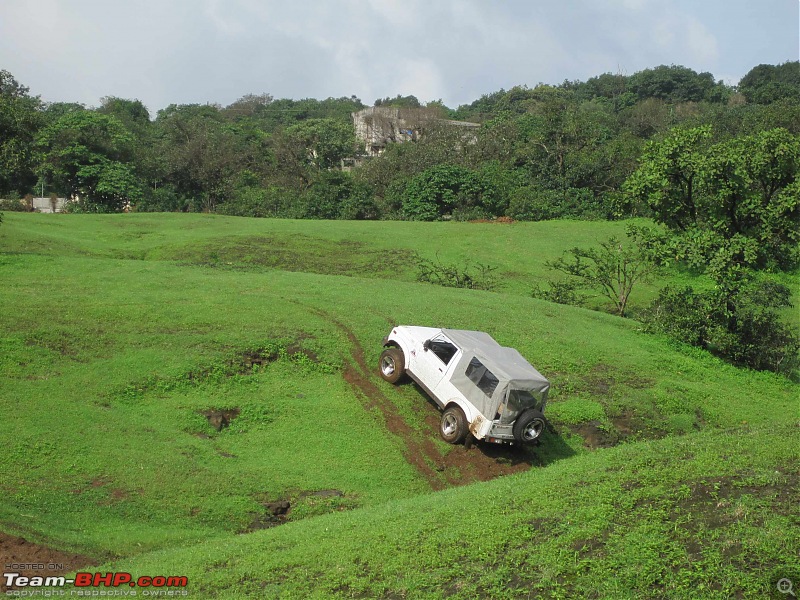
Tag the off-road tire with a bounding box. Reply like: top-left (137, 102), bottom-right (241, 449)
top-left (440, 406), bottom-right (468, 444)
top-left (378, 347), bottom-right (405, 384)
top-left (513, 409), bottom-right (546, 444)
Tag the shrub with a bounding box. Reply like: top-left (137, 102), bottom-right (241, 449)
top-left (402, 164), bottom-right (488, 221)
top-left (531, 280), bottom-right (586, 307)
top-left (0, 199), bottom-right (29, 212)
top-left (218, 186), bottom-right (300, 218)
top-left (644, 281), bottom-right (799, 375)
top-left (135, 185), bottom-right (188, 212)
top-left (415, 254), bottom-right (498, 291)
top-left (506, 186), bottom-right (612, 221)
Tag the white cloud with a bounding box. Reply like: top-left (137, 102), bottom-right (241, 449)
top-left (0, 0), bottom-right (793, 111)
top-left (684, 16), bottom-right (720, 63)
top-left (203, 0), bottom-right (248, 36)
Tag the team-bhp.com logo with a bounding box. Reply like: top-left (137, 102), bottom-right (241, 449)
top-left (4, 572), bottom-right (188, 596)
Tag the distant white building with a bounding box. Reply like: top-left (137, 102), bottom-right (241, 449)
top-left (32, 197), bottom-right (67, 213)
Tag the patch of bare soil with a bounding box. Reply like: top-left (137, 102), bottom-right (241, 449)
top-left (569, 410), bottom-right (656, 449)
top-left (572, 420), bottom-right (620, 449)
top-left (200, 407), bottom-right (241, 431)
top-left (245, 490), bottom-right (351, 532)
top-left (0, 532), bottom-right (95, 592)
top-left (423, 404), bottom-right (534, 483)
top-left (247, 500), bottom-right (293, 531)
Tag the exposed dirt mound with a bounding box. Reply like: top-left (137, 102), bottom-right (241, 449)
top-left (240, 349), bottom-right (277, 370)
top-left (568, 410), bottom-right (662, 449)
top-left (0, 532), bottom-right (95, 592)
top-left (572, 420), bottom-right (620, 449)
top-left (247, 499), bottom-right (292, 531)
top-left (200, 407), bottom-right (241, 431)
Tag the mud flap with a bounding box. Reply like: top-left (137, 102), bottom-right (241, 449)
top-left (469, 414), bottom-right (486, 438)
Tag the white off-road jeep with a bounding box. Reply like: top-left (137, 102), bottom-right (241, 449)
top-left (379, 326), bottom-right (550, 445)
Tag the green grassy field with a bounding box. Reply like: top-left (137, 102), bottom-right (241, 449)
top-left (1, 213), bottom-right (798, 599)
top-left (0, 212), bottom-right (710, 304)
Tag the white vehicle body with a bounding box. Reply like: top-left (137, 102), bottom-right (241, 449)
top-left (380, 326), bottom-right (550, 445)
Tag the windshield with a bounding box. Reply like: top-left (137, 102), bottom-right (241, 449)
top-left (497, 388), bottom-right (540, 424)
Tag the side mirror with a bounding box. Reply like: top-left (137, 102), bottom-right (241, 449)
top-left (423, 340), bottom-right (431, 351)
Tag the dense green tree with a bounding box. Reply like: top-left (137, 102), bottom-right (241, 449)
top-left (41, 102), bottom-right (86, 123)
top-left (374, 95), bottom-right (421, 108)
top-left (565, 72), bottom-right (636, 111)
top-left (401, 164), bottom-right (487, 221)
top-left (624, 126), bottom-right (713, 231)
top-left (98, 97), bottom-right (151, 129)
top-left (245, 96), bottom-right (363, 132)
top-left (96, 97), bottom-right (172, 207)
top-left (224, 93), bottom-right (274, 119)
top-left (626, 126), bottom-right (799, 268)
top-left (628, 65), bottom-right (729, 103)
top-left (154, 104), bottom-right (249, 211)
top-left (738, 61), bottom-right (800, 105)
top-left (37, 110), bottom-right (141, 211)
top-left (452, 89), bottom-right (508, 122)
top-left (282, 118), bottom-right (357, 171)
top-left (0, 70), bottom-right (43, 196)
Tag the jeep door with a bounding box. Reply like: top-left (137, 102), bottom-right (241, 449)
top-left (411, 333), bottom-right (459, 405)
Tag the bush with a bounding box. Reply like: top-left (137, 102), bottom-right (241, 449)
top-left (402, 164), bottom-right (490, 221)
top-left (506, 186), bottom-right (612, 221)
top-left (642, 286), bottom-right (708, 347)
top-left (135, 185), bottom-right (188, 212)
top-left (415, 254), bottom-right (498, 291)
top-left (337, 181), bottom-right (379, 220)
top-left (644, 281), bottom-right (799, 375)
top-left (531, 280), bottom-right (586, 307)
top-left (301, 171), bottom-right (379, 220)
top-left (218, 186), bottom-right (301, 218)
top-left (0, 199), bottom-right (29, 212)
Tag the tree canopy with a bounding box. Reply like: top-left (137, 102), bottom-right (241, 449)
top-left (0, 61), bottom-right (796, 242)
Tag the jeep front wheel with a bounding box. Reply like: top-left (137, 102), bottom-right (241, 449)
top-left (378, 347), bottom-right (405, 383)
top-left (513, 409), bottom-right (546, 444)
top-left (440, 406), bottom-right (468, 444)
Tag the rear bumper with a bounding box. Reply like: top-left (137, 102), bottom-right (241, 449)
top-left (487, 423), bottom-right (515, 442)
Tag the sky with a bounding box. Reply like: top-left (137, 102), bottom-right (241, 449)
top-left (1, 0), bottom-right (797, 114)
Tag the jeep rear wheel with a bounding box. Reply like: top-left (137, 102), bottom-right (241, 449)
top-left (378, 347), bottom-right (405, 384)
top-left (513, 409), bottom-right (546, 444)
top-left (440, 406), bottom-right (468, 444)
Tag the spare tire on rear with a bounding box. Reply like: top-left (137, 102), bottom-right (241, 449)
top-left (513, 409), bottom-right (546, 444)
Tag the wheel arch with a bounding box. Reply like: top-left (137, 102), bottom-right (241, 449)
top-left (443, 398), bottom-right (478, 426)
top-left (383, 337), bottom-right (410, 359)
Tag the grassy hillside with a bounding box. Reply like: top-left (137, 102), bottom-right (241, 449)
top-left (1, 213), bottom-right (797, 598)
top-left (0, 212), bottom-right (708, 306)
top-left (100, 425), bottom-right (800, 599)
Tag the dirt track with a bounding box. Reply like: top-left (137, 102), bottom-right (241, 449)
top-left (328, 314), bottom-right (535, 490)
top-left (0, 532), bottom-right (94, 592)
